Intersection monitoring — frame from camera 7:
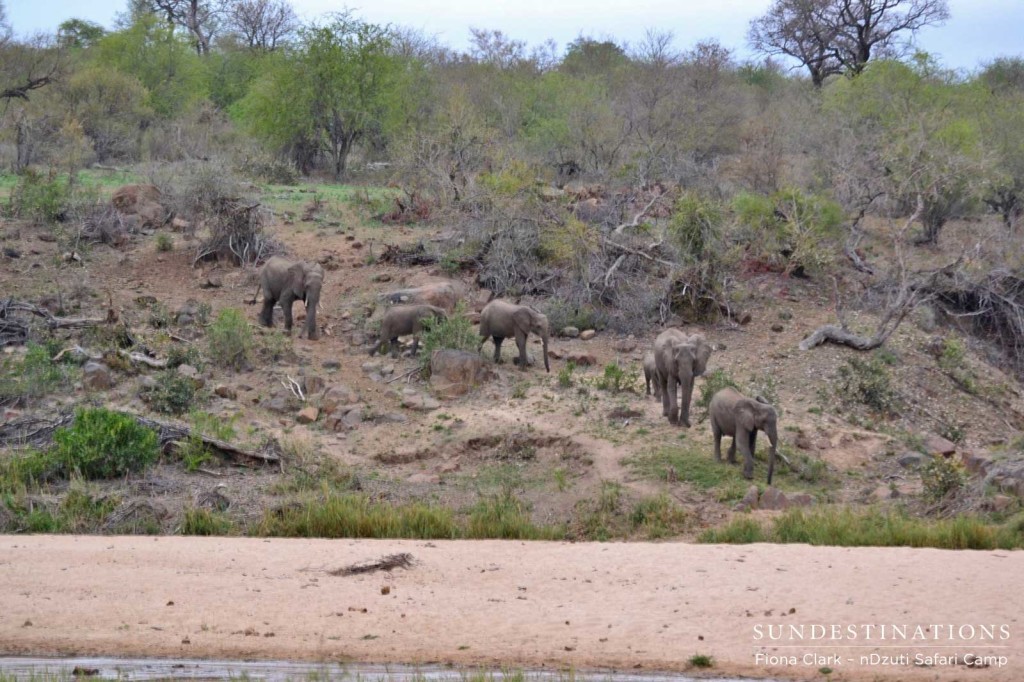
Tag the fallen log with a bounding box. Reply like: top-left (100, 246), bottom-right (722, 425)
top-left (130, 414), bottom-right (280, 465)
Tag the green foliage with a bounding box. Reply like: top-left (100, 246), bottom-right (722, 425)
top-left (258, 492), bottom-right (460, 539)
top-left (835, 356), bottom-right (900, 416)
top-left (181, 508), bottom-right (237, 536)
top-left (733, 188), bottom-right (842, 273)
top-left (155, 233), bottom-right (173, 252)
top-left (175, 411), bottom-right (237, 472)
top-left (699, 507), bottom-right (1024, 550)
top-left (669, 192), bottom-right (722, 261)
top-left (696, 368), bottom-right (739, 413)
top-left (143, 369), bottom-right (204, 415)
top-left (207, 308), bottom-right (254, 370)
top-left (417, 306), bottom-right (479, 376)
top-left (595, 362), bottom-right (635, 393)
top-left (688, 655), bottom-right (714, 669)
top-left (629, 495), bottom-right (688, 539)
top-left (51, 408), bottom-right (160, 480)
top-left (7, 170), bottom-right (69, 223)
top-left (165, 345), bottom-right (204, 370)
top-left (466, 489), bottom-right (563, 540)
top-left (625, 446), bottom-right (752, 503)
top-left (0, 343), bottom-right (78, 407)
top-left (557, 361), bottom-right (576, 388)
top-left (0, 449), bottom-right (59, 494)
top-left (921, 455), bottom-right (967, 501)
top-left (2, 485), bottom-right (117, 534)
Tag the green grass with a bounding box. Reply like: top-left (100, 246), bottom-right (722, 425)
top-left (2, 485), bottom-right (117, 533)
top-left (699, 507), bottom-right (1024, 550)
top-left (624, 445), bottom-right (757, 502)
top-left (688, 654), bottom-right (715, 669)
top-left (181, 508), bottom-right (237, 536)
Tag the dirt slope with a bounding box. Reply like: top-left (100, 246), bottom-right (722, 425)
top-left (1, 535), bottom-right (1021, 681)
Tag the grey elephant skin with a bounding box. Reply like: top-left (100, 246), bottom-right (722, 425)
top-left (478, 300), bottom-right (550, 372)
top-left (643, 351), bottom-right (662, 399)
top-left (370, 304), bottom-right (447, 357)
top-left (654, 329), bottom-right (712, 427)
top-left (253, 256), bottom-right (324, 340)
top-left (709, 387), bottom-right (779, 484)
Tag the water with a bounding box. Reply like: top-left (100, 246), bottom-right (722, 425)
top-left (0, 657), bottom-right (770, 682)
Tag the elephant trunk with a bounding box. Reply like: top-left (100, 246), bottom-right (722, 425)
top-left (766, 421), bottom-right (779, 485)
top-left (305, 285), bottom-right (321, 340)
top-left (541, 328), bottom-right (550, 372)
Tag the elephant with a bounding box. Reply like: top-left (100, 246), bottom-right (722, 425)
top-left (369, 304), bottom-right (447, 357)
top-left (478, 300), bottom-right (550, 372)
top-left (251, 256), bottom-right (324, 340)
top-left (654, 329), bottom-right (712, 427)
top-left (380, 281), bottom-right (462, 312)
top-left (643, 351), bottom-right (662, 399)
top-left (709, 387), bottom-right (779, 484)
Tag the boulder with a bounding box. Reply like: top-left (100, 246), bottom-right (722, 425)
top-left (758, 487), bottom-right (790, 511)
top-left (401, 393), bottom-right (440, 411)
top-left (734, 485), bottom-right (760, 512)
top-left (429, 349), bottom-right (490, 398)
top-left (200, 274), bottom-right (222, 289)
top-left (296, 406), bottom-right (319, 424)
top-left (898, 452), bottom-right (926, 468)
top-left (560, 326), bottom-right (580, 338)
top-left (214, 385), bottom-right (237, 400)
top-left (111, 184), bottom-right (165, 229)
top-left (320, 385), bottom-right (360, 414)
top-left (82, 362), bottom-right (113, 390)
top-left (380, 280), bottom-right (463, 312)
top-left (176, 363), bottom-right (204, 388)
top-left (580, 329), bottom-right (596, 340)
top-left (924, 434), bottom-right (957, 457)
top-left (342, 406), bottom-right (364, 429)
top-left (612, 338), bottom-right (637, 353)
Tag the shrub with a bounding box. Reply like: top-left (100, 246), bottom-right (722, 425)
top-left (143, 369), bottom-right (203, 415)
top-left (207, 308), bottom-right (254, 370)
top-left (417, 305), bottom-right (479, 376)
top-left (51, 408), bottom-right (160, 479)
top-left (835, 356), bottom-right (900, 415)
top-left (688, 655), bottom-right (714, 669)
top-left (733, 188), bottom-right (842, 275)
top-left (696, 368), bottom-right (739, 413)
top-left (630, 495), bottom-right (688, 539)
top-left (595, 362), bottom-right (635, 393)
top-left (155, 233), bottom-right (174, 252)
top-left (668, 192), bottom-right (723, 261)
top-left (7, 170), bottom-right (69, 223)
top-left (466, 489), bottom-right (563, 540)
top-left (921, 455), bottom-right (967, 501)
top-left (175, 411), bottom-right (237, 471)
top-left (557, 361), bottom-right (576, 388)
top-left (181, 508), bottom-right (237, 535)
top-left (0, 343), bottom-right (78, 407)
top-left (165, 345), bottom-right (204, 370)
top-left (0, 449), bottom-right (59, 493)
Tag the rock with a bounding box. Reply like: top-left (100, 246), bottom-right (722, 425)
top-left (214, 385), bottom-right (237, 400)
top-left (538, 185), bottom-right (565, 201)
top-left (3, 247), bottom-right (21, 259)
top-left (171, 217), bottom-right (191, 232)
top-left (82, 362), bottom-right (114, 390)
top-left (430, 349), bottom-right (490, 398)
top-left (381, 364), bottom-right (395, 377)
top-left (111, 184), bottom-right (161, 213)
top-left (296, 406), bottom-right (319, 424)
top-left (565, 353), bottom-right (598, 366)
top-left (778, 310), bottom-right (793, 321)
top-left (263, 396), bottom-right (291, 413)
top-left (351, 332), bottom-right (367, 346)
top-left (961, 451), bottom-right (993, 475)
top-left (176, 299), bottom-right (201, 325)
top-left (138, 376), bottom-right (158, 392)
top-left (372, 273), bottom-right (392, 282)
top-left (560, 326), bottom-right (580, 338)
top-left (734, 485), bottom-right (760, 511)
top-left (401, 393), bottom-right (440, 411)
top-left (794, 430), bottom-right (814, 451)
top-left (320, 385), bottom-right (360, 414)
top-left (612, 338), bottom-right (637, 353)
top-left (302, 376), bottom-right (325, 395)
top-left (758, 487), bottom-right (790, 511)
top-left (735, 312), bottom-right (753, 325)
top-left (381, 281), bottom-right (463, 312)
top-left (342, 406), bottom-right (364, 428)
top-left (923, 434), bottom-right (957, 456)
top-left (440, 459), bottom-right (460, 474)
top-left (547, 349), bottom-right (564, 360)
top-left (362, 360), bottom-right (383, 374)
top-left (322, 360), bottom-right (341, 370)
top-left (898, 452), bottom-right (926, 468)
top-left (473, 289), bottom-right (494, 312)
top-left (351, 241), bottom-right (363, 249)
top-left (580, 329), bottom-right (597, 341)
top-left (201, 274), bottom-right (222, 289)
top-left (380, 412), bottom-right (408, 424)
top-left (770, 323), bottom-right (785, 333)
top-left (38, 233), bottom-right (57, 243)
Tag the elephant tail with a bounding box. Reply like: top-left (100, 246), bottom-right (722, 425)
top-left (247, 282), bottom-right (261, 305)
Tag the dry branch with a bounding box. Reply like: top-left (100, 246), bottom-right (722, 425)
top-left (612, 194), bottom-right (664, 235)
top-left (330, 553), bottom-right (415, 576)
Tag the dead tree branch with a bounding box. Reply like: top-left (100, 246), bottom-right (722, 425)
top-left (612, 194), bottom-right (664, 235)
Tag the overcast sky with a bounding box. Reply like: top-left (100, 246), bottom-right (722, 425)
top-left (7, 0), bottom-right (1023, 72)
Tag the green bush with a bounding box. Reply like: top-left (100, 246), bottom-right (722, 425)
top-left (733, 188), bottom-right (842, 274)
top-left (0, 343), bottom-right (78, 406)
top-left (51, 408), bottom-right (160, 479)
top-left (155, 233), bottom-right (174, 252)
top-left (696, 368), bottom-right (739, 413)
top-left (181, 507), bottom-right (237, 535)
top-left (835, 356), bottom-right (900, 415)
top-left (7, 170), bottom-right (69, 223)
top-left (557, 361), bottom-right (576, 388)
top-left (143, 369), bottom-right (203, 415)
top-left (595, 362), bottom-right (634, 393)
top-left (417, 305), bottom-right (479, 376)
top-left (0, 449), bottom-right (59, 493)
top-left (207, 308), bottom-right (254, 370)
top-left (668, 192), bottom-right (723, 261)
top-left (921, 455), bottom-right (967, 501)
top-left (466, 489), bottom-right (563, 540)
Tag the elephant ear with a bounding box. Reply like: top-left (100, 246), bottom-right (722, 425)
top-left (287, 262), bottom-right (307, 297)
top-left (512, 307), bottom-right (533, 334)
top-left (735, 401), bottom-right (758, 432)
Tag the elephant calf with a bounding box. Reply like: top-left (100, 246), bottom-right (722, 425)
top-left (478, 300), bottom-right (550, 372)
top-left (709, 387), bottom-right (779, 484)
top-left (370, 304), bottom-right (447, 357)
top-left (253, 256), bottom-right (324, 340)
top-left (643, 351), bottom-right (662, 399)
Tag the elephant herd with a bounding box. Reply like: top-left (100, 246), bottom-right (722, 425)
top-left (252, 258), bottom-right (776, 483)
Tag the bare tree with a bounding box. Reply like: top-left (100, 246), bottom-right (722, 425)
top-left (147, 0), bottom-right (220, 55)
top-left (1, 34), bottom-right (63, 102)
top-left (223, 0), bottom-right (298, 51)
top-left (749, 0), bottom-right (949, 86)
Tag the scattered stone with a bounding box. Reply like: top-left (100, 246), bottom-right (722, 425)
top-left (560, 326), bottom-right (580, 338)
top-left (263, 395), bottom-right (291, 414)
top-left (923, 434), bottom-right (957, 457)
top-left (961, 451), bottom-right (993, 475)
top-left (321, 385), bottom-right (360, 414)
top-left (38, 233), bottom-right (57, 243)
top-left (296, 406), bottom-right (319, 424)
top-left (323, 360), bottom-right (341, 370)
top-left (778, 310), bottom-right (793, 321)
top-left (898, 452), bottom-right (926, 468)
top-left (372, 273), bottom-right (392, 282)
top-left (758, 487), bottom-right (790, 511)
top-left (430, 349), bottom-right (490, 398)
top-left (735, 485), bottom-right (759, 512)
top-left (580, 329), bottom-right (597, 341)
top-left (171, 217), bottom-right (191, 232)
top-left (351, 332), bottom-right (367, 346)
top-left (351, 241), bottom-right (363, 249)
top-left (612, 338), bottom-right (637, 353)
top-left (342, 406), bottom-right (364, 428)
top-left (565, 353), bottom-right (598, 366)
top-left (3, 247), bottom-right (21, 259)
top-left (379, 412), bottom-right (408, 424)
top-left (770, 323), bottom-right (785, 333)
top-left (407, 473), bottom-right (441, 485)
top-left (440, 460), bottom-right (460, 474)
top-left (214, 385), bottom-right (237, 400)
top-left (82, 362), bottom-right (113, 390)
top-left (175, 300), bottom-right (201, 325)
top-left (547, 349), bottom-right (564, 360)
top-left (201, 274), bottom-right (222, 289)
top-left (735, 312), bottom-right (752, 325)
top-left (362, 360), bottom-right (383, 374)
top-left (401, 393), bottom-right (440, 411)
top-left (794, 430), bottom-right (813, 450)
top-left (986, 495), bottom-right (1015, 513)
top-left (381, 364), bottom-right (395, 377)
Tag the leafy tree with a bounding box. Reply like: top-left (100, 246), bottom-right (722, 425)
top-left (237, 12), bottom-right (405, 179)
top-left (57, 19), bottom-right (107, 49)
top-left (60, 67), bottom-right (153, 160)
top-left (560, 36), bottom-right (628, 78)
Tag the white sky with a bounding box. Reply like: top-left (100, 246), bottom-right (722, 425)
top-left (7, 0), bottom-right (1023, 72)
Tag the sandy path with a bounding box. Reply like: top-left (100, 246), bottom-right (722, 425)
top-left (0, 536), bottom-right (1021, 681)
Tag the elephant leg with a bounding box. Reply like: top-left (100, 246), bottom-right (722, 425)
top-left (280, 294), bottom-right (295, 333)
top-left (749, 430), bottom-right (758, 463)
top-left (712, 423), bottom-right (723, 461)
top-left (660, 375), bottom-right (672, 419)
top-left (410, 335), bottom-right (420, 355)
top-left (727, 436), bottom-right (738, 464)
top-left (514, 330), bottom-right (528, 370)
top-left (644, 372), bottom-right (651, 396)
top-left (737, 427), bottom-right (754, 479)
top-left (492, 337), bottom-right (504, 363)
top-left (666, 377), bottom-right (679, 425)
top-left (369, 340), bottom-right (382, 357)
top-left (259, 298), bottom-right (276, 328)
top-left (389, 337), bottom-right (400, 358)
